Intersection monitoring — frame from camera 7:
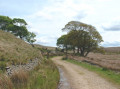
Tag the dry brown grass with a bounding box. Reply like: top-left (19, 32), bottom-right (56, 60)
top-left (104, 47), bottom-right (120, 53)
top-left (0, 30), bottom-right (42, 65)
top-left (0, 74), bottom-right (13, 89)
top-left (10, 70), bottom-right (29, 88)
top-left (69, 52), bottom-right (120, 71)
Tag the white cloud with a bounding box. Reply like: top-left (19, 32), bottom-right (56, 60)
top-left (35, 34), bottom-right (61, 46)
top-left (101, 41), bottom-right (120, 47)
top-left (27, 0), bottom-right (94, 21)
top-left (23, 0), bottom-right (95, 46)
top-left (97, 0), bottom-right (111, 1)
top-left (102, 17), bottom-right (120, 31)
top-left (3, 0), bottom-right (120, 47)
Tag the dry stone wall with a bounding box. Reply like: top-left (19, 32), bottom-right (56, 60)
top-left (6, 58), bottom-right (40, 76)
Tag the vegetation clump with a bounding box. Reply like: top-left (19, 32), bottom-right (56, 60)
top-left (57, 21), bottom-right (103, 57)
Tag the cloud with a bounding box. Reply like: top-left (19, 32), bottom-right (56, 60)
top-left (102, 19), bottom-right (120, 31)
top-left (101, 41), bottom-right (120, 47)
top-left (103, 24), bottom-right (120, 31)
top-left (35, 34), bottom-right (60, 46)
top-left (97, 0), bottom-right (111, 1)
top-left (74, 11), bottom-right (87, 20)
top-left (26, 0), bottom-right (94, 22)
top-left (2, 0), bottom-right (120, 47)
top-left (23, 0), bottom-right (94, 46)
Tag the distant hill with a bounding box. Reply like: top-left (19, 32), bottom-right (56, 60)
top-left (0, 30), bottom-right (42, 65)
top-left (104, 47), bottom-right (120, 53)
top-left (34, 44), bottom-right (56, 51)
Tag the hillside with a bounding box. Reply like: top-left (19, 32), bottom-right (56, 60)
top-left (0, 30), bottom-right (42, 65)
top-left (0, 30), bottom-right (59, 89)
top-left (104, 47), bottom-right (120, 53)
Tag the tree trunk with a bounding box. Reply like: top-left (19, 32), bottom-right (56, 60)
top-left (85, 51), bottom-right (90, 57)
top-left (77, 47), bottom-right (79, 53)
top-left (65, 46), bottom-right (68, 59)
top-left (47, 51), bottom-right (49, 59)
top-left (31, 44), bottom-right (34, 47)
top-left (80, 50), bottom-right (84, 56)
top-left (73, 47), bottom-right (75, 54)
top-left (80, 48), bottom-right (85, 57)
top-left (20, 35), bottom-right (22, 39)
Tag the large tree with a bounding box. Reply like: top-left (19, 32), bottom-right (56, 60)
top-left (0, 15), bottom-right (13, 32)
top-left (62, 21), bottom-right (103, 57)
top-left (57, 35), bottom-right (69, 58)
top-left (57, 35), bottom-right (68, 49)
top-left (0, 15), bottom-right (36, 44)
top-left (12, 18), bottom-right (28, 39)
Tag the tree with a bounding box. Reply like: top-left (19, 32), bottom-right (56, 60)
top-left (62, 21), bottom-right (103, 57)
top-left (0, 15), bottom-right (36, 44)
top-left (13, 18), bottom-right (27, 26)
top-left (12, 18), bottom-right (29, 39)
top-left (12, 25), bottom-right (29, 39)
top-left (57, 35), bottom-right (69, 58)
top-left (0, 15), bottom-right (13, 32)
top-left (25, 32), bottom-right (36, 47)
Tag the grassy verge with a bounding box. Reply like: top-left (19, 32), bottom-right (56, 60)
top-left (26, 59), bottom-right (59, 89)
top-left (66, 59), bottom-right (120, 86)
top-left (0, 59), bottom-right (59, 89)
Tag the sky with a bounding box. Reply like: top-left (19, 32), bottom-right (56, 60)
top-left (0, 0), bottom-right (120, 47)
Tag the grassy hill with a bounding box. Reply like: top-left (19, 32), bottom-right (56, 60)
top-left (34, 44), bottom-right (56, 51)
top-left (0, 30), bottom-right (42, 65)
top-left (0, 30), bottom-right (59, 89)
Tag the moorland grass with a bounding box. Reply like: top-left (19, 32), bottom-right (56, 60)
top-left (66, 59), bottom-right (120, 86)
top-left (26, 59), bottom-right (59, 89)
top-left (0, 30), bottom-right (42, 65)
top-left (0, 59), bottom-right (59, 89)
top-left (0, 30), bottom-right (59, 89)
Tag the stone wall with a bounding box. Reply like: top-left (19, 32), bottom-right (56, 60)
top-left (6, 58), bottom-right (40, 76)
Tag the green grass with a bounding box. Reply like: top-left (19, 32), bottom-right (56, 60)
top-left (1, 59), bottom-right (59, 89)
top-left (66, 59), bottom-right (120, 86)
top-left (23, 59), bottom-right (59, 89)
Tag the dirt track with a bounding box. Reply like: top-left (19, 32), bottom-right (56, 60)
top-left (52, 56), bottom-right (119, 89)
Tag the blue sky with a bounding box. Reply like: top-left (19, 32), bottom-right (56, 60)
top-left (1, 0), bottom-right (120, 47)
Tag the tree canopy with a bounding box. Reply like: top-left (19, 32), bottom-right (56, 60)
top-left (13, 18), bottom-right (27, 26)
top-left (0, 15), bottom-right (36, 44)
top-left (57, 35), bottom-right (68, 48)
top-left (58, 21), bottom-right (103, 57)
top-left (0, 15), bottom-right (13, 31)
top-left (12, 18), bottom-right (28, 39)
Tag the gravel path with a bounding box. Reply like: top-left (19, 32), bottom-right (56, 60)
top-left (52, 56), bottom-right (119, 89)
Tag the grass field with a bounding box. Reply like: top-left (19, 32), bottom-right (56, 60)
top-left (104, 47), bottom-right (120, 53)
top-left (69, 52), bottom-right (120, 71)
top-left (66, 59), bottom-right (120, 87)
